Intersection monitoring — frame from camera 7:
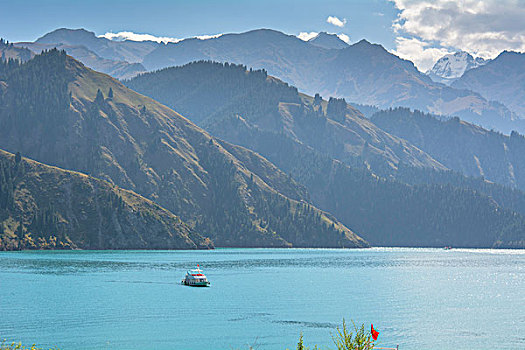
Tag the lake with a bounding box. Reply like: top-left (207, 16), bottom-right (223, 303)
top-left (0, 248), bottom-right (523, 350)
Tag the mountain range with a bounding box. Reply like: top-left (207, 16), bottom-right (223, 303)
top-left (126, 61), bottom-right (525, 248)
top-left (2, 28), bottom-right (525, 250)
top-left (0, 49), bottom-right (366, 249)
top-left (372, 108), bottom-right (525, 191)
top-left (17, 28), bottom-right (524, 134)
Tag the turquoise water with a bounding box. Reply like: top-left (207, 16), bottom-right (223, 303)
top-left (0, 248), bottom-right (523, 350)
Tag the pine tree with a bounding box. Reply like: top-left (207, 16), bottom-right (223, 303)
top-left (94, 89), bottom-right (104, 103)
top-left (313, 93), bottom-right (322, 107)
top-left (108, 87), bottom-right (114, 99)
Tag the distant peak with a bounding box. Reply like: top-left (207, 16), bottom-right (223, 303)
top-left (428, 51), bottom-right (488, 82)
top-left (354, 39), bottom-right (372, 46)
top-left (36, 28), bottom-right (98, 43)
top-left (307, 32), bottom-right (349, 49)
top-left (349, 39), bottom-right (386, 53)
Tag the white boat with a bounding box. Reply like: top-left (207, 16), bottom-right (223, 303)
top-left (181, 265), bottom-right (210, 287)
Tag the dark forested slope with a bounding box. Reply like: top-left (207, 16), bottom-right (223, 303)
top-left (127, 61), bottom-right (445, 176)
top-left (126, 61), bottom-right (525, 248)
top-left (0, 149), bottom-right (212, 250)
top-left (0, 50), bottom-right (365, 248)
top-left (372, 108), bottom-right (525, 191)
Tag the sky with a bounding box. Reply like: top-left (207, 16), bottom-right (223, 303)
top-left (1, 0), bottom-right (524, 71)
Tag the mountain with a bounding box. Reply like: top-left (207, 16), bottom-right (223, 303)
top-left (307, 32), bottom-right (349, 49)
top-left (35, 28), bottom-right (159, 63)
top-left (0, 39), bottom-right (33, 62)
top-left (427, 51), bottom-right (487, 85)
top-left (126, 61), bottom-right (446, 177)
top-left (137, 29), bottom-right (518, 133)
top-left (0, 148), bottom-right (212, 250)
top-left (453, 51), bottom-right (525, 118)
top-left (16, 42), bottom-right (146, 79)
top-left (0, 49), bottom-right (366, 248)
top-left (25, 28), bottom-right (520, 133)
top-left (125, 61), bottom-right (525, 248)
top-left (372, 107), bottom-right (525, 191)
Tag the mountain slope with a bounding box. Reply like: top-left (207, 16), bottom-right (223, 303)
top-left (0, 149), bottom-right (212, 250)
top-left (0, 39), bottom-right (33, 62)
top-left (453, 51), bottom-right (525, 118)
top-left (0, 49), bottom-right (366, 248)
top-left (372, 108), bottom-right (525, 191)
top-left (126, 61), bottom-right (445, 176)
top-left (427, 51), bottom-right (487, 85)
top-left (125, 61), bottom-right (525, 248)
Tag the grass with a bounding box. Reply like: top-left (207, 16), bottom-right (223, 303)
top-left (0, 340), bottom-right (58, 350)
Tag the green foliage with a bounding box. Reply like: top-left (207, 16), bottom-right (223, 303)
top-left (94, 88), bottom-right (104, 103)
top-left (297, 333), bottom-right (305, 350)
top-left (0, 340), bottom-right (58, 350)
top-left (332, 320), bottom-right (374, 350)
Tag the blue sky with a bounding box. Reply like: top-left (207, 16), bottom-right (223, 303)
top-left (1, 0), bottom-right (524, 71)
top-left (0, 0), bottom-right (397, 45)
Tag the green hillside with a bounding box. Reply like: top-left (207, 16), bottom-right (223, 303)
top-left (0, 149), bottom-right (212, 250)
top-left (0, 50), bottom-right (366, 248)
top-left (126, 61), bottom-right (445, 176)
top-left (372, 107), bottom-right (525, 191)
top-left (125, 61), bottom-right (525, 248)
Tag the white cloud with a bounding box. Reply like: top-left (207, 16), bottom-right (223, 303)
top-left (99, 31), bottom-right (223, 44)
top-left (390, 0), bottom-right (525, 69)
top-left (327, 16), bottom-right (347, 28)
top-left (195, 33), bottom-right (223, 40)
top-left (393, 36), bottom-right (453, 71)
top-left (100, 31), bottom-right (181, 44)
top-left (337, 34), bottom-right (351, 44)
top-left (297, 32), bottom-right (319, 41)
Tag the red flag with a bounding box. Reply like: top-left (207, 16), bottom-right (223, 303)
top-left (371, 324), bottom-right (379, 341)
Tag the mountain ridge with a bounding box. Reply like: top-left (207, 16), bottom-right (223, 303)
top-left (125, 60), bottom-right (525, 248)
top-left (0, 49), bottom-right (366, 249)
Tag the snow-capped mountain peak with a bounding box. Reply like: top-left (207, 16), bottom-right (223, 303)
top-left (427, 51), bottom-right (487, 85)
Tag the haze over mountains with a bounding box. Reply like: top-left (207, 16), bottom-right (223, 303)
top-left (0, 50), bottom-right (366, 250)
top-left (2, 27), bottom-right (525, 250)
top-left (126, 61), bottom-right (525, 248)
top-left (14, 27), bottom-right (525, 135)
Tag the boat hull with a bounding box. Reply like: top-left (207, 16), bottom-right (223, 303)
top-left (182, 280), bottom-right (210, 287)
